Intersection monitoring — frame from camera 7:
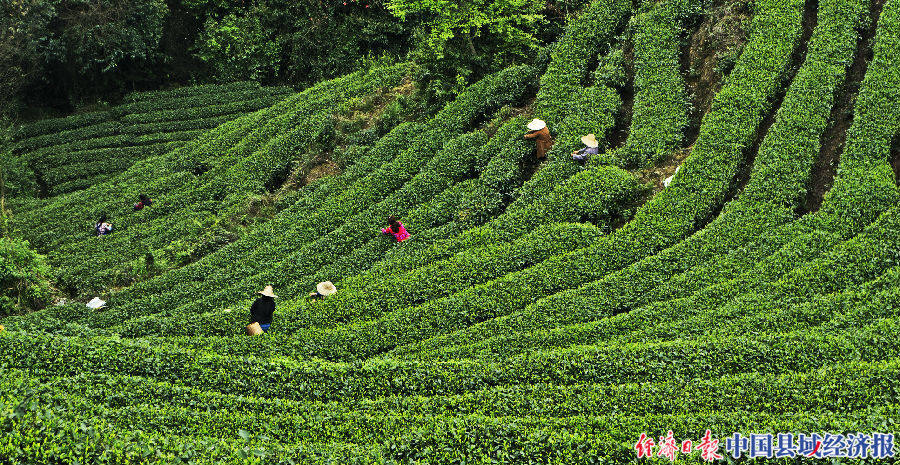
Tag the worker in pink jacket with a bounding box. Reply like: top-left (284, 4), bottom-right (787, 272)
top-left (381, 216), bottom-right (410, 242)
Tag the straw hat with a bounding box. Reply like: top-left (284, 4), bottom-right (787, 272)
top-left (527, 119), bottom-right (546, 131)
top-left (258, 285), bottom-right (278, 298)
top-left (580, 134), bottom-right (599, 148)
top-left (316, 281), bottom-right (337, 296)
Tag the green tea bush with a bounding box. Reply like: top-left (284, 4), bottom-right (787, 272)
top-left (113, 86), bottom-right (294, 117)
top-left (13, 111), bottom-right (113, 141)
top-left (13, 121), bottom-right (123, 154)
top-left (618, 0), bottom-right (698, 167)
top-left (119, 95), bottom-right (292, 126)
top-left (122, 81), bottom-right (262, 104)
top-left (0, 237), bottom-right (52, 316)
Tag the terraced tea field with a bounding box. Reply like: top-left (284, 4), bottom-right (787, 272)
top-left (1, 0), bottom-right (899, 462)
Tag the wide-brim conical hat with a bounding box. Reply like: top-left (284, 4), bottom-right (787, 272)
top-left (581, 134), bottom-right (599, 148)
top-left (527, 119), bottom-right (546, 131)
top-left (316, 281), bottom-right (337, 296)
top-left (258, 285), bottom-right (278, 298)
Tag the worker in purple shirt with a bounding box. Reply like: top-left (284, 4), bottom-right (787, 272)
top-left (571, 133), bottom-right (599, 165)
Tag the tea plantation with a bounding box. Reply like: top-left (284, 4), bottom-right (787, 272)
top-left (2, 0), bottom-right (900, 462)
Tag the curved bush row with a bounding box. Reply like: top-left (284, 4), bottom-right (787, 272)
top-left (618, 0), bottom-right (697, 167)
top-left (133, 129), bottom-right (208, 146)
top-left (114, 86), bottom-right (294, 118)
top-left (356, 361), bottom-right (900, 422)
top-left (4, 308), bottom-right (900, 410)
top-left (119, 114), bottom-right (242, 136)
top-left (24, 129), bottom-right (204, 165)
top-left (12, 110), bottom-right (113, 141)
top-left (42, 144), bottom-right (181, 190)
top-left (122, 81), bottom-right (263, 104)
top-left (6, 362), bottom-right (887, 465)
top-left (13, 121), bottom-right (123, 154)
top-left (120, 94), bottom-right (294, 126)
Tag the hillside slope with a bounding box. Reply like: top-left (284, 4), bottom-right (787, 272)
top-left (2, 0), bottom-right (900, 462)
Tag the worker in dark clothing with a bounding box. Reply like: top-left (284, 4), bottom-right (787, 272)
top-left (248, 285), bottom-right (277, 333)
top-left (524, 118), bottom-right (553, 159)
top-left (134, 194), bottom-right (153, 211)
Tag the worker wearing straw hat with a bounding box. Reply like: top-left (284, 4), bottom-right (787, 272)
top-left (571, 134), bottom-right (600, 165)
top-left (248, 285), bottom-right (277, 334)
top-left (523, 119), bottom-right (553, 159)
top-left (309, 281), bottom-right (337, 299)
